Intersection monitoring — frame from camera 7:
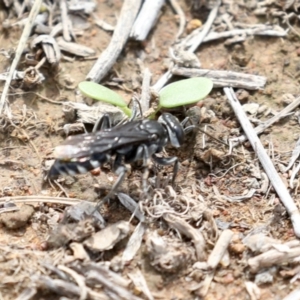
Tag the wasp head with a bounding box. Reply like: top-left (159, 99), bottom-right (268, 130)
top-left (158, 113), bottom-right (184, 148)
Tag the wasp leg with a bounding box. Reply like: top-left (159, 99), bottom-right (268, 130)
top-left (94, 153), bottom-right (127, 211)
top-left (128, 97), bottom-right (143, 120)
top-left (94, 164), bottom-right (127, 211)
top-left (152, 154), bottom-right (179, 185)
top-left (140, 146), bottom-right (150, 195)
top-left (92, 114), bottom-right (112, 132)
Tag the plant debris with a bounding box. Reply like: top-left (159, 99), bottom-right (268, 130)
top-left (1, 0), bottom-right (300, 299)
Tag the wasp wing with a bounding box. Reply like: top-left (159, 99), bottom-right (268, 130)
top-left (53, 120), bottom-right (155, 160)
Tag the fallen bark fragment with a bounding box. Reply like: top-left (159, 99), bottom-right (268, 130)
top-left (243, 233), bottom-right (282, 253)
top-left (128, 270), bottom-right (154, 300)
top-left (164, 214), bottom-right (206, 261)
top-left (62, 101), bottom-right (125, 125)
top-left (31, 34), bottom-right (61, 64)
top-left (117, 193), bottom-right (145, 222)
top-left (122, 222), bottom-right (146, 265)
top-left (146, 231), bottom-right (195, 272)
top-left (84, 221), bottom-right (130, 252)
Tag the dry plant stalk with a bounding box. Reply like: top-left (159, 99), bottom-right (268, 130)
top-left (172, 67), bottom-right (266, 90)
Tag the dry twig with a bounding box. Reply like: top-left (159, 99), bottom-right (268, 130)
top-left (224, 87), bottom-right (300, 238)
top-left (130, 0), bottom-right (165, 41)
top-left (172, 67), bottom-right (266, 90)
top-left (168, 0), bottom-right (186, 39)
top-left (86, 0), bottom-right (142, 82)
top-left (0, 196), bottom-right (84, 206)
top-left (283, 288), bottom-right (300, 300)
top-left (230, 95), bottom-right (300, 147)
top-left (195, 230), bottom-right (234, 297)
top-left (152, 0), bottom-right (221, 91)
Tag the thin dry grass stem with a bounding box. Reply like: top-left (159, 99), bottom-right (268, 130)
top-left (9, 120), bottom-right (42, 163)
top-left (6, 91), bottom-right (64, 105)
top-left (0, 195), bottom-right (84, 206)
top-left (152, 0), bottom-right (220, 91)
top-left (186, 0), bottom-right (221, 52)
top-left (168, 0), bottom-right (186, 39)
top-left (285, 137), bottom-right (300, 172)
top-left (145, 187), bottom-right (196, 220)
top-left (0, 0), bottom-right (43, 118)
top-left (53, 180), bottom-right (69, 198)
top-left (230, 95), bottom-right (300, 147)
top-left (209, 162), bottom-right (245, 179)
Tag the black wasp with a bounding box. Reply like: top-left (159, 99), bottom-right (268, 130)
top-left (49, 113), bottom-right (191, 200)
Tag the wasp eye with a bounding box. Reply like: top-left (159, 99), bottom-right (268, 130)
top-left (151, 134), bottom-right (158, 140)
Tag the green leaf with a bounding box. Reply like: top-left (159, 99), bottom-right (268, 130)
top-left (78, 81), bottom-right (127, 108)
top-left (159, 77), bottom-right (213, 108)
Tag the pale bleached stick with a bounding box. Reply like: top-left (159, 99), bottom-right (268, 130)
top-left (207, 229), bottom-right (234, 269)
top-left (224, 87), bottom-right (300, 238)
top-left (130, 0), bottom-right (165, 41)
top-left (140, 68), bottom-right (152, 113)
top-left (230, 95), bottom-right (300, 146)
top-left (60, 0), bottom-right (72, 42)
top-left (152, 0), bottom-right (220, 91)
top-left (86, 0), bottom-right (142, 82)
top-left (248, 246), bottom-right (300, 273)
top-left (0, 196), bottom-right (84, 206)
top-left (186, 0), bottom-right (221, 52)
top-left (196, 230), bottom-right (234, 297)
top-left (283, 288), bottom-right (300, 300)
top-left (172, 67), bottom-right (266, 90)
top-left (0, 0), bottom-right (43, 118)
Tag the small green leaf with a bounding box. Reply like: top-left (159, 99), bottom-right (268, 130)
top-left (159, 77), bottom-right (213, 108)
top-left (78, 81), bottom-right (127, 108)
